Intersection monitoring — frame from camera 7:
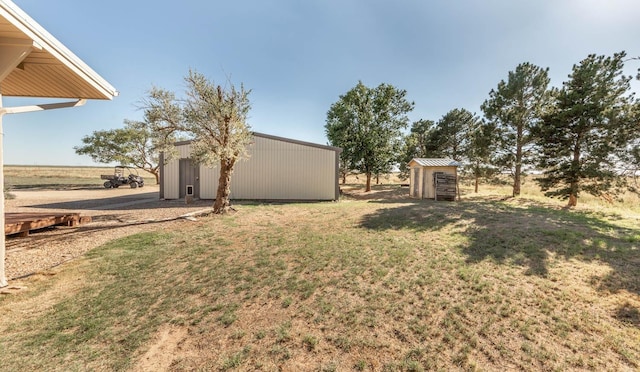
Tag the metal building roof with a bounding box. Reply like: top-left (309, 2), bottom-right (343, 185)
top-left (0, 0), bottom-right (118, 99)
top-left (252, 132), bottom-right (342, 153)
top-left (174, 132), bottom-right (343, 153)
top-left (410, 158), bottom-right (461, 167)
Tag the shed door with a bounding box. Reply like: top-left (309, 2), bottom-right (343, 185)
top-left (423, 169), bottom-right (433, 198)
top-left (412, 168), bottom-right (420, 197)
top-left (179, 159), bottom-right (200, 198)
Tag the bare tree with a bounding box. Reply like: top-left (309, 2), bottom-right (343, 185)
top-left (143, 70), bottom-right (253, 214)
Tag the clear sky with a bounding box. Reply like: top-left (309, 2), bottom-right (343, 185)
top-left (4, 0), bottom-right (640, 166)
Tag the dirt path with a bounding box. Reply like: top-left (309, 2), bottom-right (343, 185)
top-left (6, 186), bottom-right (160, 212)
top-left (3, 187), bottom-right (213, 282)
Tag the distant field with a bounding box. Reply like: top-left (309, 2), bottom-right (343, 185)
top-left (3, 165), bottom-right (146, 190)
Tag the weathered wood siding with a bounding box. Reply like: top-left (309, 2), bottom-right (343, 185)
top-left (410, 168), bottom-right (420, 198)
top-left (163, 134), bottom-right (340, 201)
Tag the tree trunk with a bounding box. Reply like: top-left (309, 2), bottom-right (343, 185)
top-left (567, 143), bottom-right (581, 208)
top-left (473, 160), bottom-right (480, 194)
top-left (513, 165), bottom-right (521, 197)
top-left (213, 158), bottom-right (235, 214)
top-left (514, 124), bottom-right (523, 197)
top-left (376, 174), bottom-right (380, 184)
top-left (143, 168), bottom-right (160, 184)
top-left (365, 172), bottom-right (372, 192)
top-left (342, 172), bottom-right (346, 184)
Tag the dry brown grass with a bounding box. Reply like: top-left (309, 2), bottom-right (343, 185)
top-left (4, 165), bottom-right (110, 179)
top-left (460, 176), bottom-right (640, 221)
top-left (3, 165), bottom-right (144, 190)
top-left (0, 171), bottom-right (638, 370)
top-left (343, 172), bottom-right (406, 186)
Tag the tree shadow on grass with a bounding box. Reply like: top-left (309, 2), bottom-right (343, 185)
top-left (8, 184), bottom-right (104, 191)
top-left (615, 302), bottom-right (640, 328)
top-left (359, 197), bottom-right (640, 298)
top-left (25, 194), bottom-right (212, 211)
top-left (340, 184), bottom-right (411, 201)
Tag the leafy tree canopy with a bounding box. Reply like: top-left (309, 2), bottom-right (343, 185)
top-left (75, 119), bottom-right (166, 184)
top-left (435, 109), bottom-right (496, 193)
top-left (397, 119), bottom-right (438, 179)
top-left (142, 70), bottom-right (253, 213)
top-left (535, 52), bottom-right (638, 206)
top-left (481, 62), bottom-right (553, 196)
top-left (433, 108), bottom-right (480, 161)
top-left (325, 81), bottom-right (414, 191)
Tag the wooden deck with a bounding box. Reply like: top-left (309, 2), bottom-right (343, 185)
top-left (5, 213), bottom-right (92, 237)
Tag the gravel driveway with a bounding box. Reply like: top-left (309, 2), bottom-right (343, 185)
top-left (4, 186), bottom-right (213, 282)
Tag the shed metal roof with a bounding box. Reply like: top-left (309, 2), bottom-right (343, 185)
top-left (0, 0), bottom-right (118, 99)
top-left (410, 158), bottom-right (460, 167)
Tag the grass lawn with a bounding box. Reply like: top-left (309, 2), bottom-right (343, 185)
top-left (0, 184), bottom-right (639, 371)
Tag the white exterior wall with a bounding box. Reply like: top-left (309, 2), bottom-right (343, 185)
top-left (164, 135), bottom-right (339, 200)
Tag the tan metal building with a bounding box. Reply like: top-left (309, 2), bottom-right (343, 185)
top-left (160, 132), bottom-right (342, 201)
top-left (408, 158), bottom-right (460, 200)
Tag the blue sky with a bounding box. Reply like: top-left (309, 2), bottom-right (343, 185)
top-left (4, 0), bottom-right (640, 165)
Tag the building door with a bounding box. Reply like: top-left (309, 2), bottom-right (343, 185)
top-left (423, 169), bottom-right (431, 199)
top-left (179, 159), bottom-right (199, 198)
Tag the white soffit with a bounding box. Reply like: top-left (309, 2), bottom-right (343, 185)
top-left (0, 0), bottom-right (118, 99)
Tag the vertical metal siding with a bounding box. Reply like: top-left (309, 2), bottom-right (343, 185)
top-left (199, 165), bottom-right (217, 199)
top-left (163, 158), bottom-right (179, 199)
top-left (178, 144), bottom-right (192, 158)
top-left (194, 136), bottom-right (336, 200)
top-left (163, 143), bottom-right (192, 199)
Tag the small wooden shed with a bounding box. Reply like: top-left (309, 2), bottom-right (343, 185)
top-left (408, 158), bottom-right (460, 200)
